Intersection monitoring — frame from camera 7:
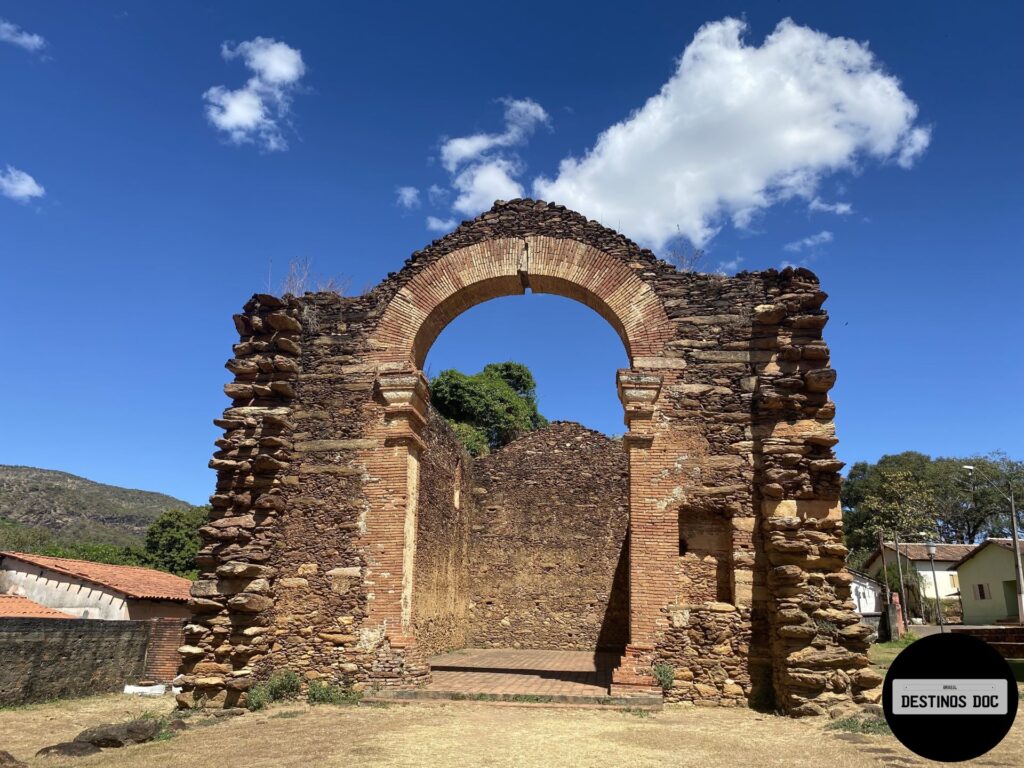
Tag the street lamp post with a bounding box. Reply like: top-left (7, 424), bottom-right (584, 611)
top-left (926, 542), bottom-right (945, 632)
top-left (963, 465), bottom-right (1024, 625)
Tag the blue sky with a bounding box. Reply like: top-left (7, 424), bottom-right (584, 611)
top-left (1, 2), bottom-right (1021, 505)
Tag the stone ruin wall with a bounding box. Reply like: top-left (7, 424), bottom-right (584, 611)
top-left (468, 422), bottom-right (629, 651)
top-left (411, 409), bottom-right (473, 658)
top-left (177, 199), bottom-right (880, 718)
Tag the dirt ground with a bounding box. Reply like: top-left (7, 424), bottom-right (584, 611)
top-left (2, 693), bottom-right (1022, 768)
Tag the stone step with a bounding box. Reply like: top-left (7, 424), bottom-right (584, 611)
top-left (986, 642), bottom-right (1024, 659)
top-left (951, 628), bottom-right (1024, 642)
top-left (363, 689), bottom-right (663, 710)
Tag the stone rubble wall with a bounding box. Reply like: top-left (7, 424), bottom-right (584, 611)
top-left (412, 409), bottom-right (473, 658)
top-left (468, 422), bottom-right (629, 651)
top-left (178, 199), bottom-right (875, 716)
top-left (658, 603), bottom-right (752, 706)
top-left (0, 618), bottom-right (152, 705)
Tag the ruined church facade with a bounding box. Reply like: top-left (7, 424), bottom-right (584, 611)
top-left (177, 199), bottom-right (879, 716)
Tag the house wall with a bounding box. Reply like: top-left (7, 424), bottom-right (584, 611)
top-left (865, 555), bottom-right (960, 601)
top-left (0, 562), bottom-right (128, 619)
top-left (850, 574), bottom-right (882, 615)
top-left (127, 599), bottom-right (192, 621)
top-left (960, 546), bottom-right (1016, 625)
top-left (914, 561), bottom-right (960, 600)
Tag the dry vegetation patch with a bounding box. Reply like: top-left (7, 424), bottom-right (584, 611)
top-left (1, 691), bottom-right (1022, 767)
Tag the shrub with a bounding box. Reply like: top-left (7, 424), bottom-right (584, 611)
top-left (247, 684), bottom-right (272, 712)
top-left (265, 670), bottom-right (302, 701)
top-left (247, 669), bottom-right (303, 711)
top-left (652, 662), bottom-right (675, 692)
top-left (307, 680), bottom-right (360, 706)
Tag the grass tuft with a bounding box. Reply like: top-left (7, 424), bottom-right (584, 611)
top-left (307, 680), bottom-right (360, 706)
top-left (826, 716), bottom-right (891, 735)
top-left (652, 662), bottom-right (675, 692)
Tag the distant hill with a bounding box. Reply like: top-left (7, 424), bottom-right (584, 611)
top-left (0, 465), bottom-right (191, 546)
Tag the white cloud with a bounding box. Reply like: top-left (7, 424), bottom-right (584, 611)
top-left (533, 17), bottom-right (930, 249)
top-left (440, 98), bottom-right (549, 172)
top-left (0, 18), bottom-right (45, 52)
top-left (432, 98), bottom-right (547, 220)
top-left (427, 184), bottom-right (448, 206)
top-left (0, 166), bottom-right (45, 202)
top-left (203, 37), bottom-right (306, 151)
top-left (784, 230), bottom-right (833, 252)
top-left (426, 216), bottom-right (457, 232)
top-left (452, 158), bottom-right (524, 216)
top-left (809, 197), bottom-right (853, 215)
top-left (715, 256), bottom-right (744, 274)
top-left (396, 186), bottom-right (420, 209)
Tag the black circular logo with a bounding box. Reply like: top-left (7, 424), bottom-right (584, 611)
top-left (883, 633), bottom-right (1018, 762)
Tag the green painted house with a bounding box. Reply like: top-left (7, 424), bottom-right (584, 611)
top-left (956, 539), bottom-right (1021, 625)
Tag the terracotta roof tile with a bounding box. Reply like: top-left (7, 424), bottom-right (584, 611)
top-left (0, 594), bottom-right (77, 619)
top-left (0, 552), bottom-right (192, 602)
top-left (878, 542), bottom-right (975, 562)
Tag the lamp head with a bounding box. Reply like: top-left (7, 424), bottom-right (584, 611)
top-left (926, 542), bottom-right (937, 558)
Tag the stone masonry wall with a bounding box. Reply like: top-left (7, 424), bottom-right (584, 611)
top-left (412, 408), bottom-right (473, 658)
top-left (469, 422), bottom-right (629, 651)
top-left (0, 618), bottom-right (151, 705)
top-left (180, 199), bottom-right (875, 716)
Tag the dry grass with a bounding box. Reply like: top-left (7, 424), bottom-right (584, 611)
top-left (2, 690), bottom-right (1022, 767)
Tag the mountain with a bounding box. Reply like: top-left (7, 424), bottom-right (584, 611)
top-left (0, 465), bottom-right (191, 546)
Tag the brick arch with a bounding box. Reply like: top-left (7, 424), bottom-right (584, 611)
top-left (370, 235), bottom-right (673, 370)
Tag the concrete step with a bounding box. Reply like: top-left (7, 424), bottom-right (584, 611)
top-left (363, 689), bottom-right (664, 711)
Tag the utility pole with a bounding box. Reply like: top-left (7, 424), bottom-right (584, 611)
top-left (894, 531), bottom-right (910, 624)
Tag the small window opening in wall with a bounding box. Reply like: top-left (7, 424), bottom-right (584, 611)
top-left (678, 535), bottom-right (688, 556)
top-left (454, 486), bottom-right (461, 510)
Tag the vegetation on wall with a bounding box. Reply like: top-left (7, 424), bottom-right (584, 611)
top-left (430, 362), bottom-right (548, 455)
top-left (843, 451), bottom-right (1023, 568)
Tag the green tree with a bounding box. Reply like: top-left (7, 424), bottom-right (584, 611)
top-left (144, 506), bottom-right (208, 578)
top-left (430, 362), bottom-right (548, 455)
top-left (842, 451), bottom-right (1023, 560)
top-left (860, 468), bottom-right (937, 542)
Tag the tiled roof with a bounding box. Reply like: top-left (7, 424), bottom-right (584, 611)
top-left (0, 594), bottom-right (77, 619)
top-left (0, 552), bottom-right (192, 602)
top-left (873, 542), bottom-right (975, 563)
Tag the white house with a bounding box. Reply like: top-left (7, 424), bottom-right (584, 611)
top-left (848, 569), bottom-right (884, 615)
top-left (863, 542), bottom-right (974, 603)
top-left (0, 551), bottom-right (191, 620)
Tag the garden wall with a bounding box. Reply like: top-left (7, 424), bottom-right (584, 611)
top-left (0, 618), bottom-right (151, 705)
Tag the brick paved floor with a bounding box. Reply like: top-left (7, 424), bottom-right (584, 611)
top-left (426, 648), bottom-right (619, 696)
